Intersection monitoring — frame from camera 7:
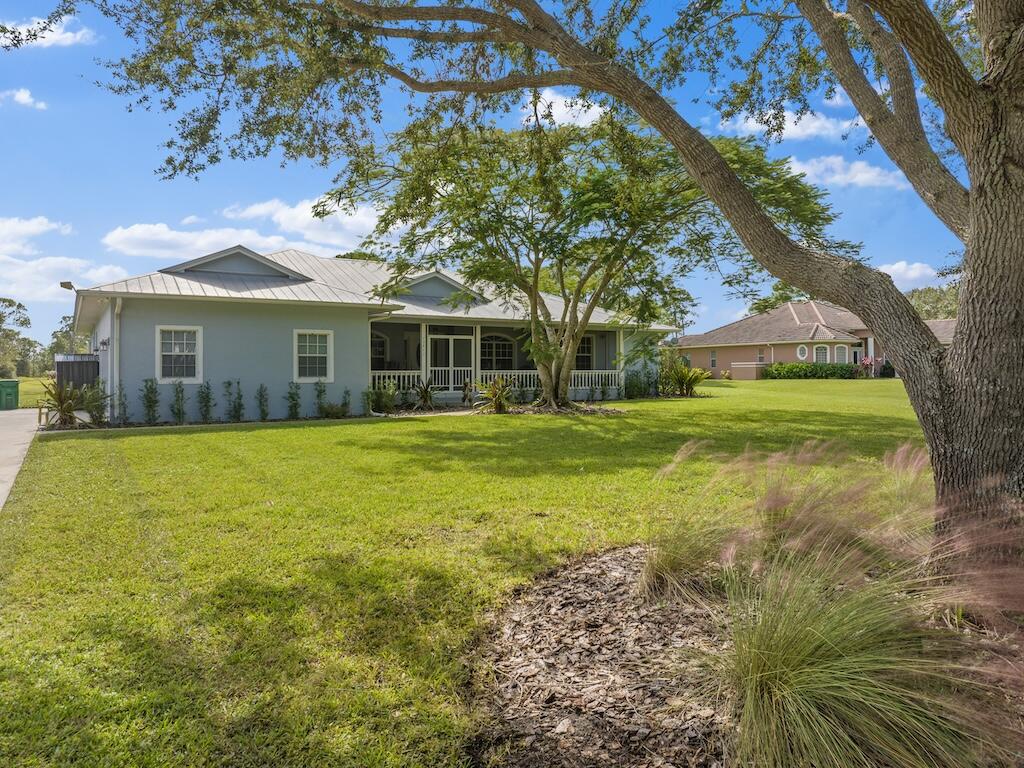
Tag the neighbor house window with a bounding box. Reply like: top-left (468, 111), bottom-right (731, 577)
top-left (797, 344), bottom-right (808, 360)
top-left (757, 347), bottom-right (765, 363)
top-left (370, 332), bottom-right (388, 371)
top-left (156, 326), bottom-right (202, 383)
top-left (294, 330), bottom-right (334, 382)
top-left (575, 336), bottom-right (594, 370)
top-left (710, 349), bottom-right (717, 368)
top-left (480, 334), bottom-right (515, 371)
top-left (814, 345), bottom-right (829, 364)
top-left (835, 345), bottom-right (849, 364)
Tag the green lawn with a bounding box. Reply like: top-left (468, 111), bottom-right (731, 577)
top-left (16, 376), bottom-right (47, 408)
top-left (0, 380), bottom-right (921, 767)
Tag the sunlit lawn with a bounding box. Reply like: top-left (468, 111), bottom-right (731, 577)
top-left (16, 376), bottom-right (47, 408)
top-left (0, 380), bottom-right (920, 767)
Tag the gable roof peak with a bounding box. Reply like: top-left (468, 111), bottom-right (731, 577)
top-left (161, 244), bottom-right (311, 281)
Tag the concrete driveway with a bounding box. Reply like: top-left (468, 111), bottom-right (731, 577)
top-left (0, 408), bottom-right (39, 510)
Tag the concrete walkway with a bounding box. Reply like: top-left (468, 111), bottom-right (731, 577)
top-left (0, 409), bottom-right (39, 510)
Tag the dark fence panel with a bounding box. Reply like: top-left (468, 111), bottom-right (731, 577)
top-left (55, 354), bottom-right (100, 390)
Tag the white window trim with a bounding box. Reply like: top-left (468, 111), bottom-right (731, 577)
top-left (575, 334), bottom-right (595, 370)
top-left (155, 325), bottom-right (203, 384)
top-left (294, 329), bottom-right (334, 383)
top-left (710, 349), bottom-right (718, 368)
top-left (834, 344), bottom-right (849, 364)
top-left (796, 344), bottom-right (808, 361)
top-left (480, 332), bottom-right (516, 371)
top-left (370, 331), bottom-right (389, 365)
top-left (813, 344), bottom-right (830, 364)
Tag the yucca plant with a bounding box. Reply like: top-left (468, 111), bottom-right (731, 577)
top-left (41, 378), bottom-right (94, 428)
top-left (476, 376), bottom-right (513, 414)
top-left (669, 364), bottom-right (711, 397)
top-left (412, 377), bottom-right (435, 410)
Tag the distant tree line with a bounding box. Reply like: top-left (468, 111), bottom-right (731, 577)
top-left (0, 298), bottom-right (88, 378)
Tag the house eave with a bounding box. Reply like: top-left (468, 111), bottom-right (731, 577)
top-left (74, 289), bottom-right (405, 313)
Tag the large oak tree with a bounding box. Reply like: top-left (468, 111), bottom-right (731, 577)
top-left (56, 0), bottom-right (1024, 537)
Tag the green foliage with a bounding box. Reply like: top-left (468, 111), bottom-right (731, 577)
top-left (476, 376), bottom-right (513, 414)
top-left (880, 360), bottom-right (896, 378)
top-left (115, 381), bottom-right (129, 426)
top-left (170, 380), bottom-right (187, 425)
top-left (624, 366), bottom-right (656, 399)
top-left (762, 362), bottom-right (858, 379)
top-left (255, 384), bottom-right (270, 421)
top-left (81, 379), bottom-right (110, 426)
top-left (196, 381), bottom-right (215, 423)
top-left (662, 362), bottom-right (712, 397)
top-left (376, 381), bottom-right (398, 414)
top-left (223, 380), bottom-right (244, 422)
top-left (748, 281), bottom-right (808, 314)
top-left (412, 378), bottom-right (435, 411)
top-left (140, 378), bottom-right (159, 425)
top-left (286, 382), bottom-right (301, 420)
top-left (361, 388), bottom-right (374, 416)
top-left (40, 378), bottom-right (88, 429)
top-left (906, 283), bottom-right (959, 320)
top-left (313, 379), bottom-right (327, 417)
top-left (719, 369), bottom-right (732, 381)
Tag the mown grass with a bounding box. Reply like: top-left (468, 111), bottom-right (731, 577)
top-left (0, 380), bottom-right (922, 767)
top-left (16, 376), bottom-right (47, 408)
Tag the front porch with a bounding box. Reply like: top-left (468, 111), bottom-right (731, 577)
top-left (369, 321), bottom-right (624, 399)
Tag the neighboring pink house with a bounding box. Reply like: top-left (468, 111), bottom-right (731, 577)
top-left (673, 300), bottom-right (955, 379)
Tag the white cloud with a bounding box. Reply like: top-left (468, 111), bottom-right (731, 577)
top-left (101, 222), bottom-right (337, 260)
top-left (0, 254), bottom-right (127, 301)
top-left (878, 261), bottom-right (939, 290)
top-left (0, 216), bottom-right (71, 256)
top-left (823, 89), bottom-right (851, 108)
top-left (721, 109), bottom-right (860, 141)
top-left (521, 88), bottom-right (604, 127)
top-left (222, 198), bottom-right (378, 250)
top-left (180, 214), bottom-right (205, 225)
top-left (7, 16), bottom-right (97, 48)
top-left (0, 88), bottom-right (47, 110)
top-left (789, 155), bottom-right (910, 189)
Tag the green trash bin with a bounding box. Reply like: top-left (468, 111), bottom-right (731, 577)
top-left (0, 380), bottom-right (18, 410)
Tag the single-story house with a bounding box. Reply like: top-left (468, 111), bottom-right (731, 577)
top-left (72, 245), bottom-right (670, 420)
top-left (673, 299), bottom-right (955, 379)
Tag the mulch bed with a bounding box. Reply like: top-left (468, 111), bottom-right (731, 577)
top-left (473, 546), bottom-right (727, 768)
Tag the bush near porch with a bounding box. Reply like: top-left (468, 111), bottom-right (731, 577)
top-left (762, 361), bottom-right (860, 379)
top-left (0, 380), bottom-right (923, 767)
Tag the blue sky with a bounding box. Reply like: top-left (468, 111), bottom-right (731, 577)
top-left (1, 4), bottom-right (960, 344)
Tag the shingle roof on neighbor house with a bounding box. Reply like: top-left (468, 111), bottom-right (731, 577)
top-left (675, 300), bottom-right (955, 347)
top-left (74, 245), bottom-right (673, 332)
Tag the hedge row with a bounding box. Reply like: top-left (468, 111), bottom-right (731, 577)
top-left (761, 362), bottom-right (860, 379)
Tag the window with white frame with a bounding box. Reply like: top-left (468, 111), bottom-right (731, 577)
top-left (835, 345), bottom-right (848, 364)
top-left (480, 334), bottom-right (515, 371)
top-left (156, 326), bottom-right (201, 382)
top-left (294, 330), bottom-right (333, 382)
top-left (797, 344), bottom-right (808, 360)
top-left (370, 332), bottom-right (388, 371)
top-left (757, 347), bottom-right (765, 364)
top-left (814, 345), bottom-right (829, 364)
top-left (575, 335), bottom-right (594, 370)
top-left (709, 349), bottom-right (717, 368)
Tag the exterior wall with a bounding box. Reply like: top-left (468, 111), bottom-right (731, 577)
top-left (680, 341), bottom-right (860, 379)
top-left (91, 301), bottom-right (114, 388)
top-left (116, 297), bottom-right (372, 420)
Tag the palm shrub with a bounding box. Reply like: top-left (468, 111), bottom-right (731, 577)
top-left (170, 380), bottom-right (187, 425)
top-left (255, 384), bottom-right (269, 421)
top-left (476, 376), bottom-right (513, 414)
top-left (412, 377), bottom-right (434, 410)
top-left (668, 364), bottom-right (711, 397)
top-left (197, 380), bottom-right (215, 423)
top-left (140, 378), bottom-right (160, 424)
top-left (41, 379), bottom-right (91, 428)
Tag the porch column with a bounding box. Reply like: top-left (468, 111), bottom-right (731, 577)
top-left (616, 329), bottom-right (625, 392)
top-left (420, 322), bottom-right (428, 383)
top-left (473, 325), bottom-right (481, 385)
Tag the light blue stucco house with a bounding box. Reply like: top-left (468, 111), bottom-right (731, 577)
top-left (72, 245), bottom-right (669, 421)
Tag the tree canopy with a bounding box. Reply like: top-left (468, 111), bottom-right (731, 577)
top-left (906, 284), bottom-right (959, 320)
top-left (748, 282), bottom-right (810, 315)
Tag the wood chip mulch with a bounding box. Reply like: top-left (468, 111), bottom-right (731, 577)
top-left (472, 546), bottom-right (727, 768)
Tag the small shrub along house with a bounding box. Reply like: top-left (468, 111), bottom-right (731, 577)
top-left (673, 299), bottom-right (955, 379)
top-left (70, 245), bottom-right (669, 422)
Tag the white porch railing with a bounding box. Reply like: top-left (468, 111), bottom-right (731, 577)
top-left (478, 369), bottom-right (621, 390)
top-left (370, 370), bottom-right (421, 390)
top-left (429, 366), bottom-right (474, 391)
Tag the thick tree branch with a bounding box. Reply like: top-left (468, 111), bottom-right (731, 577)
top-left (865, 0), bottom-right (982, 147)
top-left (796, 0), bottom-right (970, 239)
top-left (376, 64), bottom-right (583, 93)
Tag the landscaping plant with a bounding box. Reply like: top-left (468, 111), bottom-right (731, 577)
top-left (115, 380), bottom-right (129, 425)
top-left (665, 364), bottom-right (711, 397)
top-left (762, 362), bottom-right (858, 379)
top-left (223, 380), bottom-right (244, 422)
top-left (197, 380), bottom-right (215, 423)
top-left (255, 384), bottom-right (269, 421)
top-left (40, 379), bottom-right (105, 429)
top-left (314, 379), bottom-right (326, 417)
top-left (140, 378), bottom-right (159, 425)
top-left (169, 380), bottom-right (187, 425)
top-left (82, 379), bottom-right (110, 426)
top-left (412, 378), bottom-right (434, 411)
top-left (285, 382), bottom-right (301, 420)
top-left (476, 376), bottom-right (513, 414)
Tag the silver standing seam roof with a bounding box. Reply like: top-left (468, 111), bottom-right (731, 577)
top-left (74, 246), bottom-right (676, 332)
